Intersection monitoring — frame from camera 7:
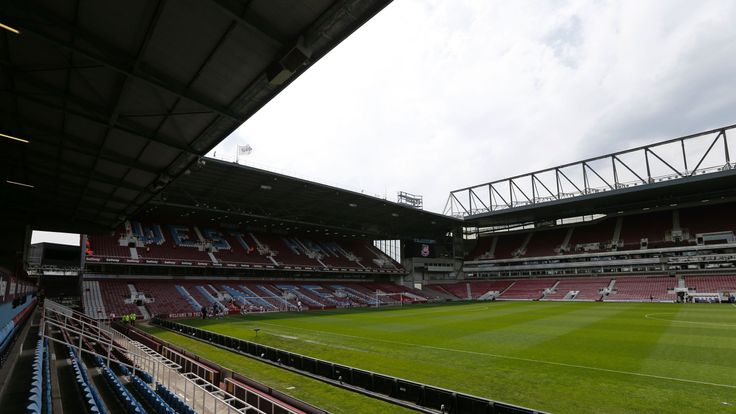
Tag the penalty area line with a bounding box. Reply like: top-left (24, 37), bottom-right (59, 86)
top-left (254, 321), bottom-right (736, 390)
top-left (645, 313), bottom-right (736, 328)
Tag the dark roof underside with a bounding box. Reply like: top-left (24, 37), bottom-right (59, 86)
top-left (0, 0), bottom-right (392, 234)
top-left (142, 158), bottom-right (461, 240)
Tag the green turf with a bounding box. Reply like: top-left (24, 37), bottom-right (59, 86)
top-left (152, 301), bottom-right (736, 414)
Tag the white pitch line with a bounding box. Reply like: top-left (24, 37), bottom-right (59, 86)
top-left (644, 312), bottom-right (736, 328)
top-left (253, 321), bottom-right (736, 389)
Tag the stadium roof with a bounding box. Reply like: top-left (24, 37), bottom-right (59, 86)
top-left (451, 124), bottom-right (736, 227)
top-left (143, 158), bottom-right (461, 240)
top-left (463, 168), bottom-right (736, 227)
top-left (0, 0), bottom-right (392, 234)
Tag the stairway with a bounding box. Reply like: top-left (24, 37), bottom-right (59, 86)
top-left (137, 306), bottom-right (151, 320)
top-left (612, 217), bottom-right (623, 246)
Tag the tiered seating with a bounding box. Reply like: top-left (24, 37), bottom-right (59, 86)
top-left (83, 280), bottom-right (107, 319)
top-left (246, 284), bottom-right (293, 310)
top-left (138, 227), bottom-right (212, 264)
top-left (156, 383), bottom-right (196, 414)
top-left (98, 280), bottom-right (140, 318)
top-left (680, 203), bottom-right (736, 235)
top-left (239, 284), bottom-right (281, 310)
top-left (179, 283), bottom-right (216, 310)
top-left (135, 281), bottom-right (198, 317)
top-left (130, 376), bottom-right (176, 414)
top-left (276, 284), bottom-right (329, 308)
top-left (174, 285), bottom-right (201, 311)
top-left (619, 211), bottom-right (672, 249)
top-left (68, 347), bottom-right (108, 414)
top-left (489, 233), bottom-right (527, 259)
top-left (498, 279), bottom-right (556, 300)
top-left (89, 222), bottom-right (405, 273)
top-left (466, 237), bottom-right (494, 261)
top-left (543, 277), bottom-right (610, 301)
top-left (523, 228), bottom-right (567, 257)
top-left (468, 280), bottom-right (515, 298)
top-left (344, 241), bottom-right (402, 271)
top-left (213, 232), bottom-right (273, 266)
top-left (101, 366), bottom-right (146, 414)
top-left (363, 283), bottom-right (429, 302)
top-left (607, 276), bottom-right (674, 301)
top-left (258, 234), bottom-right (321, 268)
top-left (429, 283), bottom-right (468, 299)
top-left (302, 285), bottom-right (344, 306)
top-left (87, 234), bottom-right (131, 259)
top-left (26, 337), bottom-right (51, 414)
top-left (684, 275), bottom-right (736, 293)
top-left (567, 219), bottom-right (615, 252)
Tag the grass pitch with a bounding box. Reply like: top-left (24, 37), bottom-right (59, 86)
top-left (149, 301), bottom-right (736, 414)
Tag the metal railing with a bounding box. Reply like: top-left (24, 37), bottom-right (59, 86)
top-left (41, 300), bottom-right (298, 414)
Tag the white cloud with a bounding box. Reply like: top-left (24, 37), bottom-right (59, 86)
top-left (209, 0), bottom-right (736, 213)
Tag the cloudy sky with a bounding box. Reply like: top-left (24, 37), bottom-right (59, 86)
top-left (35, 0), bottom-right (736, 244)
top-left (208, 0), bottom-right (736, 214)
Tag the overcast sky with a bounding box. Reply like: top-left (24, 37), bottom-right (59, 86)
top-left (208, 0), bottom-right (736, 214)
top-left (37, 0), bottom-right (736, 244)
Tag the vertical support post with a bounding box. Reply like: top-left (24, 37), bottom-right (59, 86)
top-left (555, 169), bottom-right (561, 198)
top-left (645, 149), bottom-right (652, 183)
top-left (488, 184), bottom-right (495, 210)
top-left (724, 130), bottom-right (731, 165)
top-left (509, 181), bottom-right (513, 207)
top-left (611, 156), bottom-right (619, 188)
top-left (582, 164), bottom-right (588, 194)
top-left (681, 139), bottom-right (688, 173)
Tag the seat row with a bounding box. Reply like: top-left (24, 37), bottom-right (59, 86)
top-left (68, 347), bottom-right (107, 414)
top-left (130, 376), bottom-right (176, 414)
top-left (155, 383), bottom-right (196, 414)
top-left (26, 337), bottom-right (51, 414)
top-left (100, 366), bottom-right (147, 414)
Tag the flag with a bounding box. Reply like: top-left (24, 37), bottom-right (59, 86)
top-left (236, 144), bottom-right (252, 163)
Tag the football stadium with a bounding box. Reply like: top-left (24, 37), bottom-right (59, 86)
top-left (1, 1), bottom-right (735, 414)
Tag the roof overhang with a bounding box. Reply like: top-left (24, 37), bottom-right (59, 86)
top-left (464, 168), bottom-right (736, 227)
top-left (142, 157), bottom-right (461, 239)
top-left (0, 0), bottom-right (393, 234)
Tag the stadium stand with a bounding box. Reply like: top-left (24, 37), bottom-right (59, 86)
top-left (499, 279), bottom-right (557, 300)
top-left (684, 275), bottom-right (736, 293)
top-left (98, 280), bottom-right (141, 319)
top-left (488, 233), bottom-right (528, 259)
top-left (606, 276), bottom-right (675, 301)
top-left (523, 228), bottom-right (568, 258)
top-left (679, 203), bottom-right (736, 235)
top-left (617, 211), bottom-right (673, 250)
top-left (87, 222), bottom-right (403, 273)
top-left (542, 277), bottom-right (611, 301)
top-left (567, 219), bottom-right (616, 253)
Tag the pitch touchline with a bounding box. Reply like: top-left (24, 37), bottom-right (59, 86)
top-left (251, 321), bottom-right (736, 389)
